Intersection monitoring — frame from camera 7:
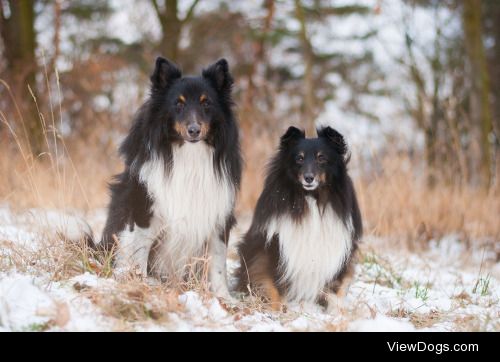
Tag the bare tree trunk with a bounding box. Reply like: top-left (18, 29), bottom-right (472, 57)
top-left (486, 1), bottom-right (500, 183)
top-left (151, 0), bottom-right (200, 63)
top-left (491, 3), bottom-right (500, 137)
top-left (463, 0), bottom-right (493, 188)
top-left (0, 0), bottom-right (41, 154)
top-left (428, 19), bottom-right (445, 187)
top-left (445, 99), bottom-right (469, 185)
top-left (241, 0), bottom-right (275, 123)
top-left (294, 0), bottom-right (316, 136)
top-left (404, 27), bottom-right (439, 187)
top-left (158, 0), bottom-right (181, 61)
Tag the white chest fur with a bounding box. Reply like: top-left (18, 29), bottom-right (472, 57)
top-left (266, 196), bottom-right (353, 302)
top-left (139, 142), bottom-right (235, 274)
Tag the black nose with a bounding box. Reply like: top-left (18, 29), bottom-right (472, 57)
top-left (187, 124), bottom-right (201, 137)
top-left (304, 173), bottom-right (314, 184)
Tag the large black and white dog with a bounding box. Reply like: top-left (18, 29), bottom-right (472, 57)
top-left (237, 126), bottom-right (362, 310)
top-left (100, 57), bottom-right (241, 299)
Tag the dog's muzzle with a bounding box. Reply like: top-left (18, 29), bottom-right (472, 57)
top-left (301, 173), bottom-right (319, 191)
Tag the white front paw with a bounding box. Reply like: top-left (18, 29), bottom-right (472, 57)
top-left (113, 264), bottom-right (147, 281)
top-left (210, 285), bottom-right (237, 304)
top-left (326, 294), bottom-right (344, 314)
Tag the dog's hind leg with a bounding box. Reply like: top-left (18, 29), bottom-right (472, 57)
top-left (246, 251), bottom-right (282, 311)
top-left (114, 225), bottom-right (156, 278)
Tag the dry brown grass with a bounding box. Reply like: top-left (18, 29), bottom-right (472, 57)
top-left (80, 280), bottom-right (183, 324)
top-left (0, 234), bottom-right (194, 327)
top-left (388, 308), bottom-right (445, 329)
top-left (0, 221), bottom-right (112, 281)
top-left (0, 141), bottom-right (120, 212)
top-left (357, 154), bottom-right (500, 246)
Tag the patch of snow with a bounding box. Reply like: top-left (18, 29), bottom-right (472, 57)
top-left (70, 272), bottom-right (114, 289)
top-left (349, 314), bottom-right (417, 332)
top-left (0, 274), bottom-right (56, 331)
top-left (207, 298), bottom-right (228, 321)
top-left (179, 291), bottom-right (208, 320)
top-left (18, 209), bottom-right (93, 242)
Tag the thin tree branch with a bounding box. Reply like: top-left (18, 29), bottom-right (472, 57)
top-left (151, 0), bottom-right (160, 16)
top-left (182, 0), bottom-right (201, 24)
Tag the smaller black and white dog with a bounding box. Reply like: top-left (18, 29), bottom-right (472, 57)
top-left (99, 57), bottom-right (241, 300)
top-left (237, 126), bottom-right (362, 310)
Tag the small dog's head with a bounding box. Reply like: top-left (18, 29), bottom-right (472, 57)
top-left (279, 126), bottom-right (349, 192)
top-left (149, 57), bottom-right (233, 143)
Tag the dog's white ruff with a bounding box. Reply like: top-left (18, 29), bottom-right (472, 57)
top-left (115, 142), bottom-right (234, 293)
top-left (265, 196), bottom-right (353, 302)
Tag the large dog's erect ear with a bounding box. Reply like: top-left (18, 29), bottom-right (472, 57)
top-left (202, 59), bottom-right (233, 95)
top-left (150, 57), bottom-right (181, 90)
top-left (280, 126), bottom-right (305, 147)
top-left (317, 126), bottom-right (347, 155)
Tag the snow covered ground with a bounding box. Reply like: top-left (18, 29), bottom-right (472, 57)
top-left (0, 206), bottom-right (498, 332)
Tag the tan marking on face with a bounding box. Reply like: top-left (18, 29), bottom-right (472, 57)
top-left (199, 122), bottom-right (210, 139)
top-left (318, 172), bottom-right (326, 183)
top-left (178, 95), bottom-right (186, 103)
top-left (247, 252), bottom-right (283, 311)
top-left (174, 121), bottom-right (188, 138)
top-left (200, 94), bottom-right (207, 102)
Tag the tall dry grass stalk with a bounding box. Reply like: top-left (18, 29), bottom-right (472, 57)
top-left (0, 69), bottom-right (120, 212)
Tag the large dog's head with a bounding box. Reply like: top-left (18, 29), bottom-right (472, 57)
top-left (149, 57), bottom-right (233, 144)
top-left (278, 126), bottom-right (349, 192)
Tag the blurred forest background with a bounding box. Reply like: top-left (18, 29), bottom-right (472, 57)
top-left (0, 0), bottom-right (498, 245)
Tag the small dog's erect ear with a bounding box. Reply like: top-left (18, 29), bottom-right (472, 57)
top-left (150, 57), bottom-right (181, 90)
top-left (318, 126), bottom-right (347, 155)
top-left (202, 58), bottom-right (233, 94)
top-left (280, 126), bottom-right (305, 147)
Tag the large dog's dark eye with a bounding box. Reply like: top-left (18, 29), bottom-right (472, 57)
top-left (295, 154), bottom-right (304, 164)
top-left (201, 99), bottom-right (211, 109)
top-left (175, 100), bottom-right (184, 112)
top-left (317, 154), bottom-right (327, 164)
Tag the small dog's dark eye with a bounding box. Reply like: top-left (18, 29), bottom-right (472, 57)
top-left (175, 100), bottom-right (184, 109)
top-left (295, 155), bottom-right (304, 164)
top-left (202, 99), bottom-right (211, 108)
top-left (317, 154), bottom-right (327, 163)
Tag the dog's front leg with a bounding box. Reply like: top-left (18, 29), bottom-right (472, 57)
top-left (325, 263), bottom-right (355, 314)
top-left (208, 232), bottom-right (235, 302)
top-left (114, 226), bottom-right (155, 278)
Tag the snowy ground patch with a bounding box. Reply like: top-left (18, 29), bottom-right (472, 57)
top-left (0, 207), bottom-right (498, 331)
